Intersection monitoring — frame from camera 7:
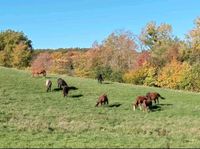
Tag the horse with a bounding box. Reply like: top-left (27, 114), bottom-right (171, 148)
top-left (32, 69), bottom-right (46, 77)
top-left (133, 95), bottom-right (152, 112)
top-left (57, 78), bottom-right (68, 89)
top-left (142, 99), bottom-right (152, 112)
top-left (95, 94), bottom-right (109, 107)
top-left (45, 79), bottom-right (52, 92)
top-left (132, 96), bottom-right (148, 111)
top-left (146, 92), bottom-right (165, 104)
top-left (97, 74), bottom-right (104, 84)
top-left (63, 86), bottom-right (69, 97)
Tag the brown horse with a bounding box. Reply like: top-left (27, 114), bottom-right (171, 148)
top-left (133, 95), bottom-right (152, 112)
top-left (32, 69), bottom-right (46, 77)
top-left (142, 99), bottom-right (152, 112)
top-left (146, 92), bottom-right (165, 104)
top-left (63, 86), bottom-right (69, 97)
top-left (132, 96), bottom-right (148, 111)
top-left (97, 74), bottom-right (104, 84)
top-left (95, 94), bottom-right (109, 107)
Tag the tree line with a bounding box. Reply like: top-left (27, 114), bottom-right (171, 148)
top-left (1, 17), bottom-right (200, 91)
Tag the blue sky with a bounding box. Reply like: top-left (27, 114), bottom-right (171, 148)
top-left (0, 0), bottom-right (199, 49)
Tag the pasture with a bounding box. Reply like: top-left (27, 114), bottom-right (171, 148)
top-left (0, 66), bottom-right (200, 148)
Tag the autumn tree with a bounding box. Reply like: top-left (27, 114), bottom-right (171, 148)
top-left (0, 30), bottom-right (32, 68)
top-left (140, 22), bottom-right (175, 67)
top-left (31, 52), bottom-right (52, 73)
top-left (187, 17), bottom-right (200, 64)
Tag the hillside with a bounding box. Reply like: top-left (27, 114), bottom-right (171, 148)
top-left (0, 67), bottom-right (200, 148)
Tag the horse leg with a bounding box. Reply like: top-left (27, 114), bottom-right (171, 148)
top-left (95, 102), bottom-right (99, 107)
top-left (139, 104), bottom-right (142, 110)
top-left (133, 104), bottom-right (136, 111)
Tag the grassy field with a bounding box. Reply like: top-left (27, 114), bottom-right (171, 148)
top-left (0, 67), bottom-right (200, 148)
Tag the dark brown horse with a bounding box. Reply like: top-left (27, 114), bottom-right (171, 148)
top-left (95, 94), bottom-right (109, 107)
top-left (97, 74), bottom-right (104, 84)
top-left (146, 92), bottom-right (165, 104)
top-left (57, 78), bottom-right (68, 89)
top-left (63, 86), bottom-right (69, 97)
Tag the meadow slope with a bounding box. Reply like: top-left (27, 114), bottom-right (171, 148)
top-left (0, 67), bottom-right (200, 148)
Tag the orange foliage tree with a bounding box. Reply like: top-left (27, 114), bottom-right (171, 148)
top-left (31, 52), bottom-right (52, 73)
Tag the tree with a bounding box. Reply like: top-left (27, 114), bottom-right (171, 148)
top-left (11, 42), bottom-right (32, 68)
top-left (31, 52), bottom-right (52, 73)
top-left (0, 30), bottom-right (32, 68)
top-left (187, 17), bottom-right (200, 64)
top-left (101, 30), bottom-right (137, 72)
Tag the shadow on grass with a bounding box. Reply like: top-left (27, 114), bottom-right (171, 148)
top-left (103, 82), bottom-right (113, 84)
top-left (159, 103), bottom-right (173, 106)
top-left (70, 94), bottom-right (83, 98)
top-left (53, 88), bottom-right (62, 91)
top-left (150, 103), bottom-right (173, 112)
top-left (68, 86), bottom-right (78, 91)
top-left (108, 103), bottom-right (122, 108)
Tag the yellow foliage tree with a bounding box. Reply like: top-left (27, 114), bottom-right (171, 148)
top-left (157, 59), bottom-right (191, 89)
top-left (11, 43), bottom-right (32, 68)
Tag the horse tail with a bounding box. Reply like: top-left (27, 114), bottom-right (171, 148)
top-left (158, 93), bottom-right (165, 99)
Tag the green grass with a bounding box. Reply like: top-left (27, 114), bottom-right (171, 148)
top-left (0, 66), bottom-right (200, 148)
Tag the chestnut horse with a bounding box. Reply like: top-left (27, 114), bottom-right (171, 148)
top-left (95, 94), bottom-right (109, 107)
top-left (132, 96), bottom-right (148, 111)
top-left (133, 95), bottom-right (152, 112)
top-left (146, 92), bottom-right (165, 104)
top-left (32, 69), bottom-right (46, 77)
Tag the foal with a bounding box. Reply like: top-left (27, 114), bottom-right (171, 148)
top-left (95, 94), bottom-right (109, 107)
top-left (46, 79), bottom-right (52, 92)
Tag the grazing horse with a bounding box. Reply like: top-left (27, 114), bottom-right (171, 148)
top-left (46, 79), bottom-right (52, 92)
top-left (132, 96), bottom-right (148, 111)
top-left (97, 74), bottom-right (104, 84)
top-left (57, 78), bottom-right (68, 89)
top-left (95, 94), bottom-right (109, 107)
top-left (133, 96), bottom-right (152, 112)
top-left (146, 92), bottom-right (165, 104)
top-left (63, 86), bottom-right (69, 97)
top-left (142, 99), bottom-right (152, 112)
top-left (32, 69), bottom-right (46, 77)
